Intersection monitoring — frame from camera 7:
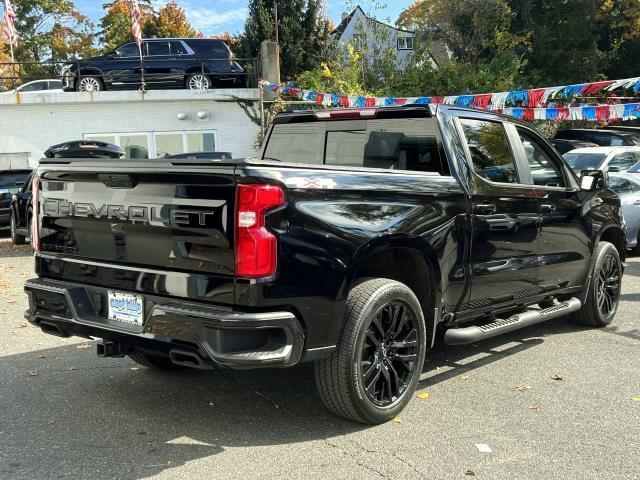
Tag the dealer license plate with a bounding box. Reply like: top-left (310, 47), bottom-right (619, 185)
top-left (107, 291), bottom-right (144, 326)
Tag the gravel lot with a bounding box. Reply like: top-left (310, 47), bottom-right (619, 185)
top-left (1, 231), bottom-right (638, 480)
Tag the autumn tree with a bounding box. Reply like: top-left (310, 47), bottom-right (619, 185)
top-left (145, 1), bottom-right (197, 39)
top-left (10, 0), bottom-right (96, 66)
top-left (99, 0), bottom-right (153, 50)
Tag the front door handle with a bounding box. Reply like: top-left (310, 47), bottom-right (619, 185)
top-left (540, 203), bottom-right (557, 213)
top-left (474, 202), bottom-right (497, 215)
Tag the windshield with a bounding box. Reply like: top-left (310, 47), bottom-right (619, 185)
top-left (563, 152), bottom-right (607, 171)
top-left (0, 171), bottom-right (31, 188)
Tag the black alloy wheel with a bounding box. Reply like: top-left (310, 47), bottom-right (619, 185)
top-left (596, 252), bottom-right (621, 319)
top-left (360, 301), bottom-right (419, 407)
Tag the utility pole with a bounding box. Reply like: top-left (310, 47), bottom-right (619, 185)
top-left (274, 1), bottom-right (279, 48)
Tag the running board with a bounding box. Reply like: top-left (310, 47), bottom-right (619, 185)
top-left (444, 298), bottom-right (582, 346)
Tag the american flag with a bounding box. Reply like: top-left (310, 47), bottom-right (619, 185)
top-left (2, 0), bottom-right (18, 47)
top-left (131, 0), bottom-right (142, 47)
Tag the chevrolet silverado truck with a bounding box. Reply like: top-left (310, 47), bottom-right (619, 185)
top-left (24, 105), bottom-right (626, 424)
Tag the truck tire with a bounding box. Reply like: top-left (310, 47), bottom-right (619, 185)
top-left (573, 241), bottom-right (622, 327)
top-left (10, 213), bottom-right (26, 245)
top-left (128, 351), bottom-right (184, 371)
top-left (314, 278), bottom-right (427, 424)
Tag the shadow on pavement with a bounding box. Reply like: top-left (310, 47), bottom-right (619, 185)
top-left (0, 314), bottom-right (597, 479)
top-left (0, 345), bottom-right (365, 479)
top-left (421, 317), bottom-right (590, 387)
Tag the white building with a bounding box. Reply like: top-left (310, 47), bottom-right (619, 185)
top-left (0, 89), bottom-right (262, 168)
top-left (331, 6), bottom-right (443, 70)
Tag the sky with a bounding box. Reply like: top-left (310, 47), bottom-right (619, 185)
top-left (75, 1), bottom-right (414, 37)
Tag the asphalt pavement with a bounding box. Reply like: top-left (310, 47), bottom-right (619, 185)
top-left (0, 231), bottom-right (638, 480)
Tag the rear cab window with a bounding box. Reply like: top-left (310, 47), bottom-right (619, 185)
top-left (263, 116), bottom-right (449, 175)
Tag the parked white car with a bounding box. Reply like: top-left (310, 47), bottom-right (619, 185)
top-left (1, 79), bottom-right (63, 94)
top-left (563, 146), bottom-right (640, 172)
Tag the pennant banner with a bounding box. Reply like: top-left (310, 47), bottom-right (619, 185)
top-left (259, 76), bottom-right (640, 122)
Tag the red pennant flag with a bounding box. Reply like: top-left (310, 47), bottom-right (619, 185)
top-left (596, 105), bottom-right (610, 121)
top-left (472, 94), bottom-right (492, 110)
top-left (315, 93), bottom-right (324, 105)
top-left (365, 97), bottom-right (375, 107)
top-left (528, 89), bottom-right (546, 107)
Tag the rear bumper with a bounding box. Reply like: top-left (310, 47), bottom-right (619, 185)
top-left (24, 277), bottom-right (305, 369)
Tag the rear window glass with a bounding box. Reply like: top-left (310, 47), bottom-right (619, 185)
top-left (186, 40), bottom-right (229, 57)
top-left (0, 171), bottom-right (31, 188)
top-left (147, 41), bottom-right (170, 56)
top-left (563, 152), bottom-right (606, 170)
top-left (263, 118), bottom-right (447, 174)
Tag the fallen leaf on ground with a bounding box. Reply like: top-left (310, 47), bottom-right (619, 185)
top-left (512, 385), bottom-right (531, 393)
top-left (551, 374), bottom-right (564, 381)
top-left (18, 322), bottom-right (28, 328)
top-left (417, 392), bottom-right (429, 399)
top-left (7, 300), bottom-right (16, 304)
top-left (165, 460), bottom-right (174, 466)
top-left (76, 343), bottom-right (90, 349)
top-left (392, 417), bottom-right (402, 424)
top-left (465, 469), bottom-right (477, 476)
top-left (69, 367), bottom-right (78, 371)
top-left (130, 367), bottom-right (140, 371)
top-left (27, 370), bottom-right (38, 376)
top-left (37, 352), bottom-right (49, 359)
top-left (458, 374), bottom-right (470, 381)
top-left (631, 397), bottom-right (640, 401)
top-left (529, 403), bottom-right (542, 411)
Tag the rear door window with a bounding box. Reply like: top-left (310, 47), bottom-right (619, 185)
top-left (147, 41), bottom-right (171, 56)
top-left (459, 118), bottom-right (519, 184)
top-left (516, 127), bottom-right (565, 187)
top-left (170, 41), bottom-right (188, 55)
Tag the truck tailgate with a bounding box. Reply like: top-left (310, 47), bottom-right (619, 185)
top-left (38, 167), bottom-right (236, 278)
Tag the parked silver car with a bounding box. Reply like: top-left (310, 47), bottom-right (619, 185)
top-left (563, 146), bottom-right (640, 172)
top-left (609, 173), bottom-right (640, 252)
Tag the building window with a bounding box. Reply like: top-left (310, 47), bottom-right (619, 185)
top-left (352, 34), bottom-right (364, 51)
top-left (84, 131), bottom-right (217, 159)
top-left (397, 36), bottom-right (414, 50)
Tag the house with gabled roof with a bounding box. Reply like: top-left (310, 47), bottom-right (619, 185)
top-left (331, 6), bottom-right (448, 71)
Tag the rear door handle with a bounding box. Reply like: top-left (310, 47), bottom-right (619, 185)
top-left (474, 202), bottom-right (497, 215)
top-left (540, 203), bottom-right (557, 213)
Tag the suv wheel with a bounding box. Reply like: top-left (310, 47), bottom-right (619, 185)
top-left (573, 241), bottom-right (622, 327)
top-left (128, 351), bottom-right (184, 371)
top-left (77, 76), bottom-right (103, 92)
top-left (187, 73), bottom-right (211, 91)
top-left (10, 214), bottom-right (26, 245)
top-left (314, 278), bottom-right (427, 424)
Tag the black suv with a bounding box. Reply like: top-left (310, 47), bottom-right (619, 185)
top-left (61, 38), bottom-right (245, 92)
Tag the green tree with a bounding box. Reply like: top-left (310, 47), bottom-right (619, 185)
top-left (508, 0), bottom-right (603, 85)
top-left (238, 0), bottom-right (332, 79)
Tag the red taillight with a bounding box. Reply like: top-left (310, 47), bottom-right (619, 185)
top-left (31, 177), bottom-right (41, 252)
top-left (235, 184), bottom-right (285, 278)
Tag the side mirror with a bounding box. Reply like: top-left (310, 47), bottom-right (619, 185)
top-left (580, 169), bottom-right (608, 191)
top-left (608, 166), bottom-right (621, 173)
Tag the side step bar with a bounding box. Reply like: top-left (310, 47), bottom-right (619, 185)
top-left (444, 298), bottom-right (582, 346)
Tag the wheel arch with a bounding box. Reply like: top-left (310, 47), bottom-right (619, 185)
top-left (598, 225), bottom-right (626, 261)
top-left (343, 239), bottom-right (442, 347)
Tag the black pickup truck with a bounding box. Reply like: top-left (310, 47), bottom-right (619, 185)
top-left (25, 105), bottom-right (625, 424)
